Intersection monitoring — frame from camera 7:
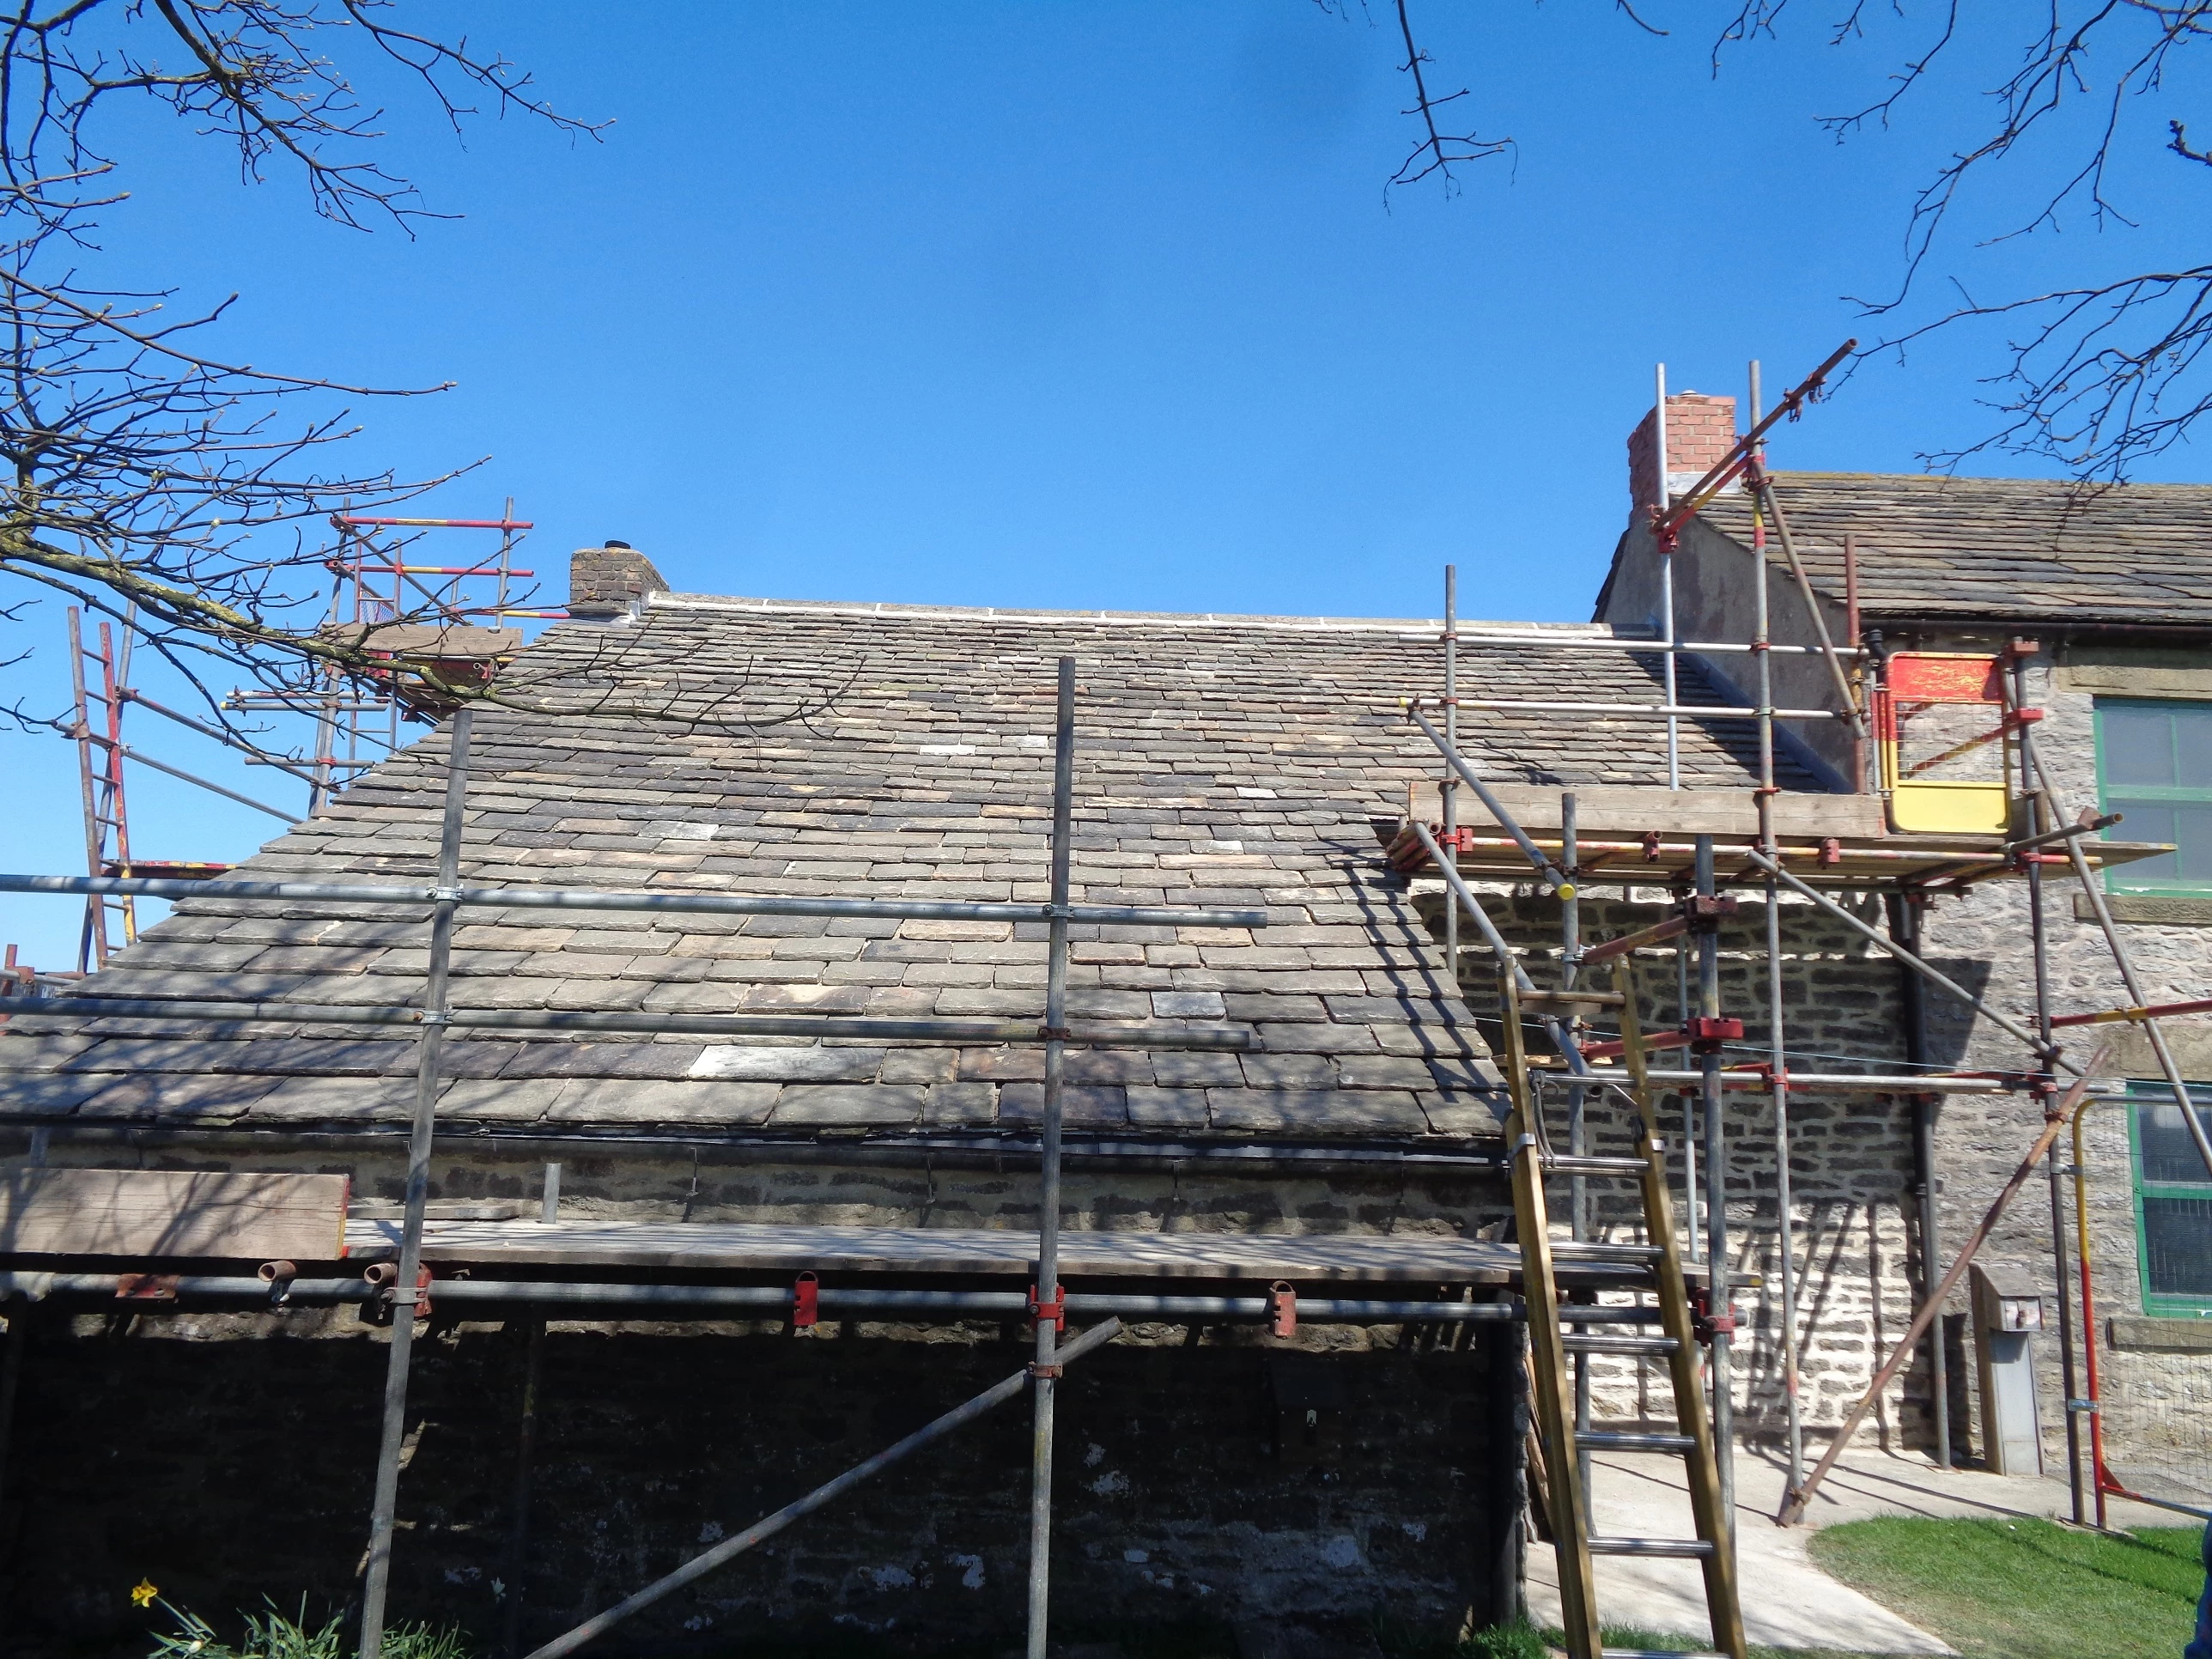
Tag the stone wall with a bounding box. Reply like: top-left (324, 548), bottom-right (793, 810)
top-left (1911, 635), bottom-right (2212, 1500)
top-left (1438, 885), bottom-right (1930, 1451)
top-left (0, 1129), bottom-right (1529, 1651)
top-left (0, 1309), bottom-right (1520, 1656)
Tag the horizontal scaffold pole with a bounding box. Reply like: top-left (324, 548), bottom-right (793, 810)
top-left (1586, 1068), bottom-right (2018, 1095)
top-left (2049, 995), bottom-right (2212, 1030)
top-left (523, 1317), bottom-right (1127, 1659)
top-left (0, 1274), bottom-right (1523, 1325)
top-left (0, 872), bottom-right (1267, 932)
top-left (1444, 632), bottom-right (1867, 659)
top-left (1415, 696), bottom-right (1841, 722)
top-left (0, 995), bottom-right (1254, 1050)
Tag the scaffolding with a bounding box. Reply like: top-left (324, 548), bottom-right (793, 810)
top-left (227, 508), bottom-right (549, 813)
top-left (43, 510), bottom-right (545, 976)
top-left (0, 659), bottom-right (1588, 1659)
top-left (2, 380), bottom-right (2206, 1653)
top-left (1380, 347), bottom-right (2212, 1657)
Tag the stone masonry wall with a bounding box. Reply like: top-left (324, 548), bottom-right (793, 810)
top-left (0, 1309), bottom-right (1519, 1657)
top-left (1437, 885), bottom-right (1931, 1453)
top-left (0, 1133), bottom-right (1524, 1653)
top-left (1912, 637), bottom-right (2212, 1500)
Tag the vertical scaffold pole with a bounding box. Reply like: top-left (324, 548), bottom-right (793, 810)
top-left (1890, 892), bottom-right (1950, 1468)
top-left (1655, 364), bottom-right (1680, 792)
top-left (1563, 791), bottom-right (1591, 1503)
top-left (1680, 924), bottom-right (1699, 1265)
top-left (2010, 648), bottom-right (2083, 1522)
top-left (1025, 657), bottom-right (1077, 1659)
top-left (0, 1301), bottom-right (23, 1513)
top-left (66, 608), bottom-right (107, 973)
top-left (1749, 361), bottom-right (1804, 1500)
top-left (500, 1161), bottom-right (561, 1659)
top-left (1443, 567), bottom-right (1459, 983)
top-left (1695, 835), bottom-right (1734, 1526)
top-left (359, 708), bottom-right (473, 1659)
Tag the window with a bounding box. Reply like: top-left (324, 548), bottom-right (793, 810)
top-left (2094, 699), bottom-right (2212, 894)
top-left (2130, 1084), bottom-right (2212, 1316)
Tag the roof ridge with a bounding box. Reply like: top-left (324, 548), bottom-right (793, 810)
top-left (647, 592), bottom-right (1631, 637)
top-left (1764, 469), bottom-right (2212, 495)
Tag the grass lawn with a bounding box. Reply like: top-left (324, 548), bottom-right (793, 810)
top-left (1807, 1517), bottom-right (2204, 1659)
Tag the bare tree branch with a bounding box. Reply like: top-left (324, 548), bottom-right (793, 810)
top-left (1713, 1), bottom-right (2212, 477)
top-left (0, 0), bottom-right (621, 759)
top-left (1387, 0), bottom-right (1512, 196)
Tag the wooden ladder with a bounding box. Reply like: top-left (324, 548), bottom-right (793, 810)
top-left (1497, 962), bottom-right (1748, 1659)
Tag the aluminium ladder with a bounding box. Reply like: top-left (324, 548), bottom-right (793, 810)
top-left (1497, 963), bottom-right (1747, 1659)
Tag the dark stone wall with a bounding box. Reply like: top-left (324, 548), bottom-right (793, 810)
top-left (0, 1314), bottom-right (1521, 1657)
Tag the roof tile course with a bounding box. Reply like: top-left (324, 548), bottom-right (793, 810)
top-left (2, 593), bottom-right (1808, 1143)
top-left (1697, 471), bottom-right (2212, 625)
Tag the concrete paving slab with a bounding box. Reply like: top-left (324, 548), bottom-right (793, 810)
top-left (1524, 1442), bottom-right (2186, 1654)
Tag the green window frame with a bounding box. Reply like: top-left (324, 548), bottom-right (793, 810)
top-left (2094, 698), bottom-right (2212, 896)
top-left (2127, 1082), bottom-right (2212, 1317)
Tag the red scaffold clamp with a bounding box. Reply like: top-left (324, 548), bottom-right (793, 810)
top-left (1692, 1286), bottom-right (1738, 1345)
top-left (1269, 1280), bottom-right (1298, 1339)
top-left (793, 1270), bottom-right (819, 1328)
top-left (1686, 1016), bottom-right (1745, 1055)
top-left (1029, 1283), bottom-right (1066, 1333)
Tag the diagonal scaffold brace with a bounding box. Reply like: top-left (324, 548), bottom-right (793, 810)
top-left (521, 1317), bottom-right (1127, 1659)
top-left (1777, 1051), bottom-right (2108, 1526)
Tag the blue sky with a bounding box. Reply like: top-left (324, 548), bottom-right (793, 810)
top-left (3, 2), bottom-right (2205, 963)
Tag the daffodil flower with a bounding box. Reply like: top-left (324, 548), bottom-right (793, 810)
top-left (130, 1579), bottom-right (158, 1607)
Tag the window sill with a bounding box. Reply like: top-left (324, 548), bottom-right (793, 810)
top-left (2108, 1315), bottom-right (2212, 1352)
top-left (2075, 893), bottom-right (2212, 926)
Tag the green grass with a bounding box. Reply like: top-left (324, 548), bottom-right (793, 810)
top-left (1808, 1517), bottom-right (2204, 1659)
top-left (145, 1602), bottom-right (474, 1659)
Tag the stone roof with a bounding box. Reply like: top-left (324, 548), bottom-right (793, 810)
top-left (1694, 471), bottom-right (2212, 628)
top-left (0, 592), bottom-right (1808, 1146)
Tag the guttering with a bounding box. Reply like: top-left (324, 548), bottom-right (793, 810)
top-left (0, 1120), bottom-right (1510, 1176)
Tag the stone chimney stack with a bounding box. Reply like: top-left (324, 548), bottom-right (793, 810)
top-left (1627, 392), bottom-right (1739, 514)
top-left (568, 540), bottom-right (668, 618)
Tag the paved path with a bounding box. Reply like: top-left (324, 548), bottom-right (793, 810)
top-left (1524, 1443), bottom-right (2186, 1655)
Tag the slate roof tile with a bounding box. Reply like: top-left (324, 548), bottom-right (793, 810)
top-left (0, 591), bottom-right (1804, 1143)
top-left (1696, 471), bottom-right (2212, 624)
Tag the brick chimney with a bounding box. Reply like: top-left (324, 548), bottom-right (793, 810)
top-left (1627, 392), bottom-right (1738, 514)
top-left (568, 540), bottom-right (668, 618)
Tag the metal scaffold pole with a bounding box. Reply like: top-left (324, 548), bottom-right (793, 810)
top-left (1748, 361), bottom-right (1805, 1501)
top-left (1025, 656), bottom-right (1077, 1659)
top-left (500, 1162), bottom-right (561, 1659)
top-left (2026, 738), bottom-right (2212, 1183)
top-left (1696, 834), bottom-right (1735, 1525)
top-left (1562, 790), bottom-right (1591, 1504)
top-left (1443, 566), bottom-right (1459, 985)
top-left (359, 708), bottom-right (474, 1659)
top-left (1654, 363), bottom-right (1680, 792)
top-left (1888, 892), bottom-right (1951, 1470)
top-left (2008, 646), bottom-right (2084, 1524)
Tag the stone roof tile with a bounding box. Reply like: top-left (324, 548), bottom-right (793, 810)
top-left (1, 592), bottom-right (1776, 1143)
top-left (1698, 471), bottom-right (2212, 625)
